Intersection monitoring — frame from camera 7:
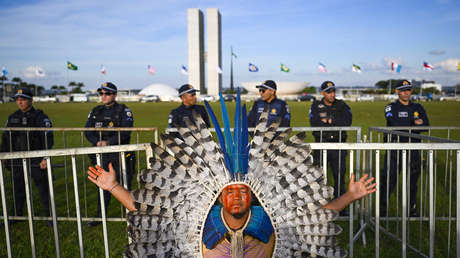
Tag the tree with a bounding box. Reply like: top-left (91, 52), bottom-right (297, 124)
top-left (301, 86), bottom-right (317, 94)
top-left (68, 81), bottom-right (85, 93)
top-left (374, 79), bottom-right (408, 93)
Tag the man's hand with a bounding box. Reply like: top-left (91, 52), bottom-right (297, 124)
top-left (40, 159), bottom-right (47, 169)
top-left (321, 118), bottom-right (328, 123)
top-left (87, 163), bottom-right (118, 191)
top-left (348, 173), bottom-right (376, 201)
top-left (96, 141), bottom-right (108, 146)
top-left (414, 119), bottom-right (423, 125)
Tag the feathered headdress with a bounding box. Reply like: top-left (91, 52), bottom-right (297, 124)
top-left (125, 88), bottom-right (347, 257)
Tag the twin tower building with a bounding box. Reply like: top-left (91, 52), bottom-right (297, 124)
top-left (187, 8), bottom-right (222, 96)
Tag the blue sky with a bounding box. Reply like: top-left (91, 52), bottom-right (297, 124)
top-left (0, 0), bottom-right (459, 91)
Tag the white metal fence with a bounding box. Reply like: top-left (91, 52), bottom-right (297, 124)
top-left (0, 127), bottom-right (459, 257)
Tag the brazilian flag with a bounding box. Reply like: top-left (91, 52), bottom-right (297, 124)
top-left (280, 63), bottom-right (290, 72)
top-left (67, 61), bottom-right (78, 71)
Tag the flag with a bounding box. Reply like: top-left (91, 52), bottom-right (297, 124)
top-left (35, 66), bottom-right (45, 77)
top-left (423, 62), bottom-right (434, 71)
top-left (318, 62), bottom-right (327, 73)
top-left (457, 62), bottom-right (460, 71)
top-left (391, 62), bottom-right (402, 73)
top-left (248, 63), bottom-right (259, 72)
top-left (67, 61), bottom-right (78, 70)
top-left (280, 63), bottom-right (290, 72)
top-left (100, 65), bottom-right (106, 75)
top-left (1, 66), bottom-right (7, 76)
top-left (232, 50), bottom-right (237, 59)
top-left (216, 66), bottom-right (223, 74)
top-left (181, 65), bottom-right (188, 75)
top-left (352, 64), bottom-right (361, 73)
top-left (147, 65), bottom-right (155, 75)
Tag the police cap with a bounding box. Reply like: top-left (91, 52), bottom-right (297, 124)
top-left (256, 80), bottom-right (277, 91)
top-left (97, 82), bottom-right (117, 93)
top-left (396, 80), bottom-right (412, 91)
top-left (178, 84), bottom-right (199, 96)
top-left (320, 81), bottom-right (336, 92)
top-left (14, 88), bottom-right (33, 99)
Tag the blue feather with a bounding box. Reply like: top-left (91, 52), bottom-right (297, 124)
top-left (233, 88), bottom-right (241, 172)
top-left (219, 92), bottom-right (233, 167)
top-left (241, 104), bottom-right (249, 173)
top-left (204, 100), bottom-right (233, 173)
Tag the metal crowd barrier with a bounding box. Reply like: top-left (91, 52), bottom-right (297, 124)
top-left (1, 126), bottom-right (459, 257)
top-left (367, 126), bottom-right (460, 258)
top-left (0, 143), bottom-right (153, 258)
top-left (0, 127), bottom-right (158, 222)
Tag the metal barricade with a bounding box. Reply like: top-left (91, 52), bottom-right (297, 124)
top-left (0, 143), bottom-right (153, 258)
top-left (0, 127), bottom-right (158, 222)
top-left (367, 126), bottom-right (460, 258)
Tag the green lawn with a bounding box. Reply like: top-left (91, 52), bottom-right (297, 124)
top-left (1, 100), bottom-right (460, 257)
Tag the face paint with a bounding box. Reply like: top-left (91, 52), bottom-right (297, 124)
top-left (221, 184), bottom-right (251, 217)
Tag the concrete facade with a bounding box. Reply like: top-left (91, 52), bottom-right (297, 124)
top-left (206, 8), bottom-right (222, 96)
top-left (187, 9), bottom-right (205, 93)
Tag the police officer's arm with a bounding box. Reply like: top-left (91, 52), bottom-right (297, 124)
top-left (279, 102), bottom-right (291, 127)
top-left (38, 113), bottom-right (54, 149)
top-left (1, 118), bottom-right (11, 153)
top-left (418, 105), bottom-right (430, 126)
top-left (384, 104), bottom-right (397, 126)
top-left (333, 102), bottom-right (352, 126)
top-left (107, 108), bottom-right (134, 145)
top-left (309, 102), bottom-right (328, 127)
top-left (247, 103), bottom-right (258, 128)
top-left (84, 110), bottom-right (99, 146)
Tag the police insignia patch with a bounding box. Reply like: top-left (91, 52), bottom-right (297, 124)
top-left (271, 108), bottom-right (277, 114)
top-left (109, 121), bottom-right (114, 127)
top-left (414, 111), bottom-right (419, 118)
top-left (18, 89), bottom-right (23, 94)
top-left (327, 82), bottom-right (333, 87)
top-left (127, 112), bottom-right (132, 117)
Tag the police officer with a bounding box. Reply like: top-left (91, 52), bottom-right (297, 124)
top-left (247, 80), bottom-right (290, 128)
top-left (309, 81), bottom-right (352, 202)
top-left (380, 80), bottom-right (429, 217)
top-left (168, 84), bottom-right (210, 136)
top-left (1, 88), bottom-right (54, 223)
top-left (84, 82), bottom-right (134, 226)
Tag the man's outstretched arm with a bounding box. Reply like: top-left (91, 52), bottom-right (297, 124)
top-left (87, 163), bottom-right (137, 211)
top-left (322, 173), bottom-right (376, 212)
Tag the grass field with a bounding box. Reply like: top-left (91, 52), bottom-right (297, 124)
top-left (1, 100), bottom-right (460, 257)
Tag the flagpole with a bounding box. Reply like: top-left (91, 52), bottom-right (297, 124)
top-left (230, 46), bottom-right (234, 91)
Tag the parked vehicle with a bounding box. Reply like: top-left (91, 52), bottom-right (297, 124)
top-left (221, 94), bottom-right (236, 101)
top-left (297, 93), bottom-right (316, 102)
top-left (70, 93), bottom-right (88, 102)
top-left (356, 94), bottom-right (375, 102)
top-left (140, 95), bottom-right (160, 102)
top-left (198, 95), bottom-right (217, 102)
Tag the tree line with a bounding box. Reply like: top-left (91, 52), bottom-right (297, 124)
top-left (0, 75), bottom-right (85, 97)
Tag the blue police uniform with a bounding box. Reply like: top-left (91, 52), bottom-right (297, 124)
top-left (84, 102), bottom-right (134, 216)
top-left (381, 100), bottom-right (430, 215)
top-left (247, 98), bottom-right (290, 128)
top-left (309, 98), bottom-right (352, 198)
top-left (168, 104), bottom-right (210, 128)
top-left (1, 107), bottom-right (54, 216)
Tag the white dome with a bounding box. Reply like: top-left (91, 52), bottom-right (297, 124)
top-left (139, 83), bottom-right (178, 97)
top-left (241, 81), bottom-right (309, 95)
